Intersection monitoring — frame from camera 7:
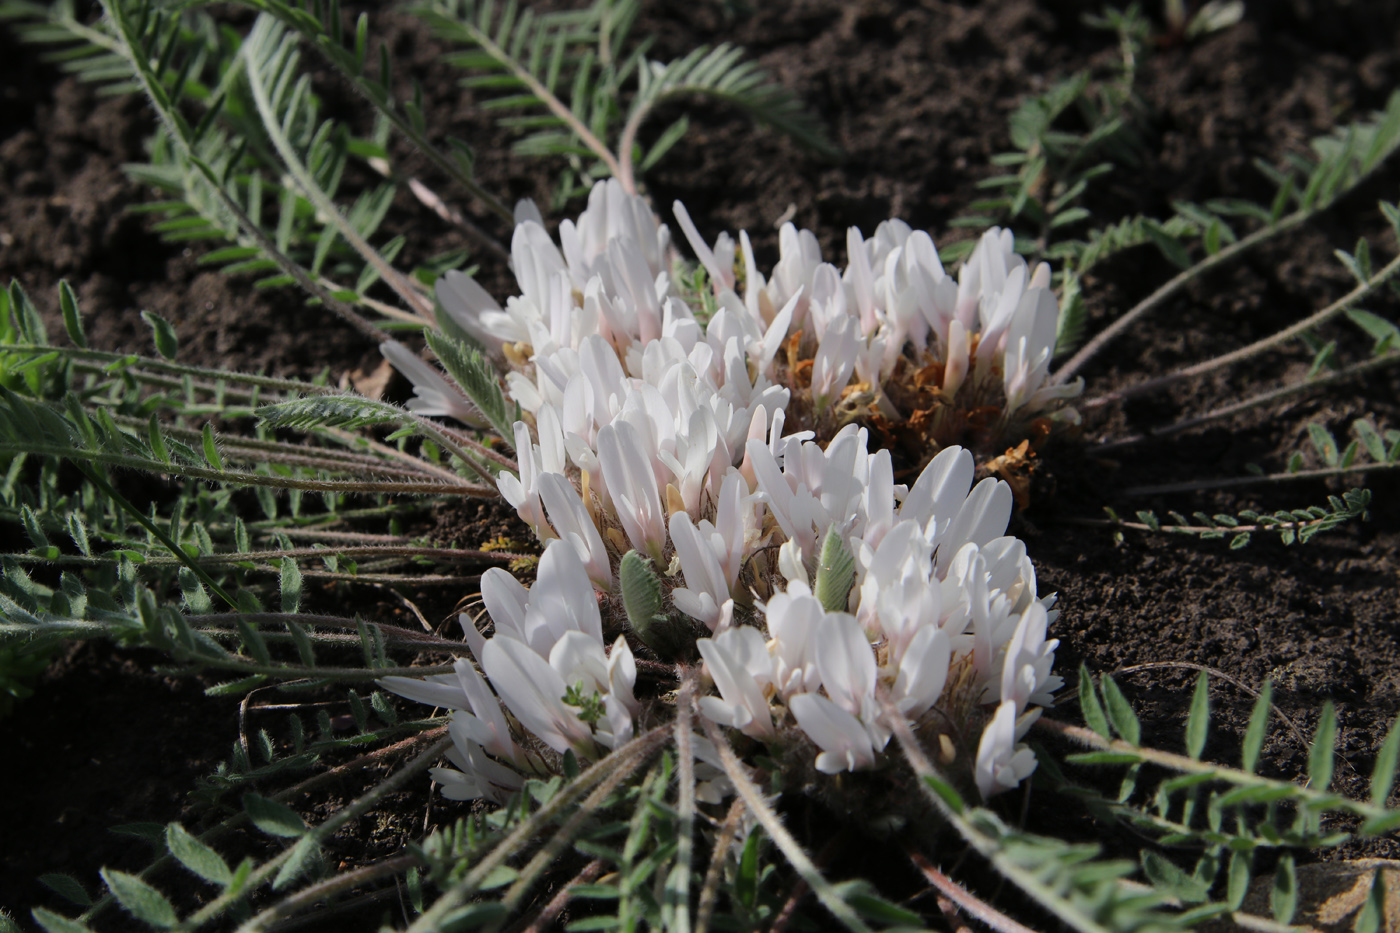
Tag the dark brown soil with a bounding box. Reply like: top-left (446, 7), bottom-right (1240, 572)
top-left (3, 0), bottom-right (1400, 927)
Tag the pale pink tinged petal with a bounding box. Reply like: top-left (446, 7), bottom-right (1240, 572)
top-left (549, 629), bottom-right (610, 694)
top-left (598, 419), bottom-right (666, 558)
top-left (514, 198), bottom-right (545, 227)
top-left (481, 637), bottom-right (595, 757)
top-left (527, 540), bottom-right (604, 649)
top-left (377, 674), bottom-right (469, 711)
top-left (1030, 261), bottom-right (1052, 290)
top-left (714, 626), bottom-right (772, 686)
top-left (436, 270), bottom-right (506, 351)
top-left (902, 445), bottom-right (974, 531)
top-left (670, 511), bottom-right (729, 613)
top-left (941, 478), bottom-right (1014, 556)
top-left (863, 448), bottom-right (895, 545)
top-left (974, 700), bottom-right (1016, 799)
top-left (673, 589), bottom-right (721, 630)
top-left (537, 471), bottom-right (612, 588)
top-left (894, 625), bottom-right (952, 718)
top-left (745, 438), bottom-right (799, 542)
top-left (846, 227), bottom-right (876, 328)
top-left (461, 740), bottom-right (526, 796)
top-left (789, 692), bottom-right (878, 774)
top-left (379, 340), bottom-right (486, 427)
top-left (740, 230), bottom-right (764, 316)
top-left (697, 637), bottom-right (774, 740)
top-left (608, 636), bottom-right (641, 716)
top-left (777, 539), bottom-right (809, 588)
top-left (431, 766), bottom-right (490, 801)
top-left (479, 567), bottom-right (529, 644)
top-left (757, 290), bottom-right (801, 376)
top-left (697, 695), bottom-right (753, 731)
top-left (450, 659), bottom-right (521, 764)
top-left (458, 612), bottom-right (487, 662)
top-left (673, 201), bottom-right (731, 290)
top-left (814, 615), bottom-right (877, 716)
top-left (601, 693), bottom-right (635, 748)
top-left (942, 319), bottom-right (969, 397)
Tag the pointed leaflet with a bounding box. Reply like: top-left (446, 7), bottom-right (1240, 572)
top-left (273, 835), bottom-right (322, 890)
top-left (1100, 674), bottom-right (1141, 745)
top-left (1308, 701), bottom-right (1337, 791)
top-left (1242, 680), bottom-right (1273, 774)
top-left (1371, 714), bottom-right (1400, 807)
top-left (1271, 854), bottom-right (1298, 924)
top-left (280, 556), bottom-right (302, 614)
top-left (141, 310), bottom-right (178, 360)
top-left (100, 869), bottom-right (178, 929)
top-left (1078, 665), bottom-right (1110, 739)
top-left (36, 875), bottom-right (91, 908)
top-left (243, 792), bottom-right (308, 837)
top-left (58, 281), bottom-right (86, 349)
top-left (30, 909), bottom-right (96, 933)
top-left (166, 823), bottom-right (233, 886)
top-left (1185, 670), bottom-right (1210, 760)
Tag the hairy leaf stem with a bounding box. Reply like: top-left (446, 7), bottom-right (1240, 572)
top-left (405, 724), bottom-right (671, 933)
top-left (242, 20), bottom-right (435, 321)
top-left (699, 715), bottom-right (873, 933)
top-left (1056, 209), bottom-right (1307, 384)
top-left (1082, 248), bottom-right (1400, 409)
top-left (1094, 351), bottom-right (1400, 453)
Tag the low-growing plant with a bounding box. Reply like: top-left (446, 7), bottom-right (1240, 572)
top-left (1, 1), bottom-right (1399, 931)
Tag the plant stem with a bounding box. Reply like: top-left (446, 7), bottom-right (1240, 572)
top-left (670, 667), bottom-right (697, 933)
top-left (1123, 460), bottom-right (1395, 496)
top-left (695, 798), bottom-right (745, 933)
top-left (405, 725), bottom-right (671, 933)
top-left (1082, 249), bottom-right (1400, 409)
top-left (0, 442), bottom-right (493, 495)
top-left (18, 344), bottom-right (342, 396)
top-left (698, 716), bottom-right (873, 933)
top-left (181, 733), bottom-right (455, 932)
top-left (521, 859), bottom-right (604, 933)
top-left (1093, 351), bottom-right (1400, 453)
top-left (240, 853), bottom-right (421, 931)
top-left (243, 22), bottom-right (434, 321)
top-left (166, 544), bottom-right (524, 566)
top-left (1055, 210), bottom-right (1307, 384)
top-left (441, 13), bottom-right (627, 188)
top-left (906, 848), bottom-right (1037, 933)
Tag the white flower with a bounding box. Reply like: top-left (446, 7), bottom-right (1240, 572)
top-left (497, 410), bottom-right (566, 538)
top-left (598, 419), bottom-right (668, 561)
top-left (975, 700), bottom-right (1038, 798)
top-left (789, 693), bottom-right (882, 774)
top-left (432, 715), bottom-right (526, 803)
top-left (998, 602), bottom-right (1062, 711)
top-left (378, 340), bottom-right (487, 428)
top-left (892, 625), bottom-right (952, 718)
top-left (482, 635), bottom-right (598, 759)
top-left (536, 471), bottom-right (612, 589)
top-left (697, 628), bottom-right (776, 741)
top-left (379, 658), bottom-right (525, 768)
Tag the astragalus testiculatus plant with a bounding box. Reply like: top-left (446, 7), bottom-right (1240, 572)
top-left (380, 180), bottom-right (1070, 803)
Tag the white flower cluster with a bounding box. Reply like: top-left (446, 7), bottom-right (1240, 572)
top-left (381, 180), bottom-right (1069, 803)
